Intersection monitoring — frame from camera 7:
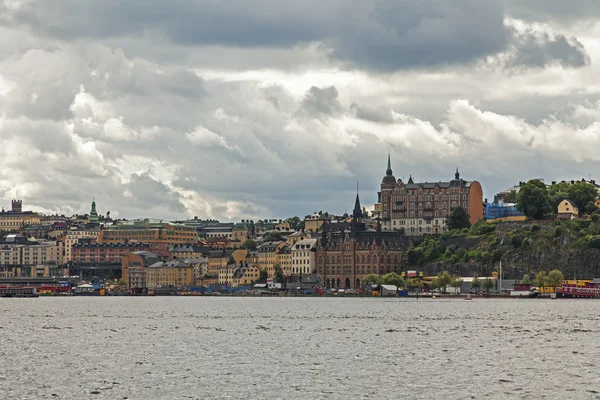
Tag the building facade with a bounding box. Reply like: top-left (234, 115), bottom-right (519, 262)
top-left (146, 259), bottom-right (194, 289)
top-left (121, 251), bottom-right (163, 289)
top-left (376, 155), bottom-right (484, 235)
top-left (99, 219), bottom-right (197, 245)
top-left (316, 194), bottom-right (410, 290)
top-left (291, 238), bottom-right (317, 275)
top-left (64, 228), bottom-right (101, 262)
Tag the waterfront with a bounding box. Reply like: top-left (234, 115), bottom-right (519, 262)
top-left (1, 298), bottom-right (600, 399)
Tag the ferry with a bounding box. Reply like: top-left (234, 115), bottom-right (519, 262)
top-left (0, 286), bottom-right (39, 298)
top-left (557, 282), bottom-right (600, 298)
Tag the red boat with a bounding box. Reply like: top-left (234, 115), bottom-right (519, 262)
top-left (557, 282), bottom-right (600, 298)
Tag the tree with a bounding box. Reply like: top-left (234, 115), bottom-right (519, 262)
top-left (362, 274), bottom-right (381, 285)
top-left (259, 269), bottom-right (268, 282)
top-left (534, 271), bottom-right (548, 288)
top-left (286, 216), bottom-right (304, 231)
top-left (450, 275), bottom-right (463, 295)
top-left (264, 231), bottom-right (283, 242)
top-left (547, 269), bottom-right (564, 290)
top-left (503, 190), bottom-right (518, 204)
top-left (381, 272), bottom-right (405, 290)
top-left (548, 181), bottom-right (571, 209)
top-left (241, 239), bottom-right (257, 251)
top-left (273, 263), bottom-right (284, 283)
top-left (447, 207), bottom-right (471, 230)
top-left (435, 271), bottom-right (453, 293)
top-left (520, 274), bottom-right (531, 285)
top-left (227, 255), bottom-right (235, 265)
top-left (483, 278), bottom-right (495, 294)
top-left (566, 181), bottom-right (598, 213)
top-left (517, 179), bottom-right (551, 219)
top-left (471, 273), bottom-right (481, 292)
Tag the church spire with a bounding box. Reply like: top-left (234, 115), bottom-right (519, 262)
top-left (386, 153), bottom-right (392, 174)
top-left (353, 191), bottom-right (362, 218)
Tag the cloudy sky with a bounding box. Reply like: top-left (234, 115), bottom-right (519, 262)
top-left (1, 1), bottom-right (600, 221)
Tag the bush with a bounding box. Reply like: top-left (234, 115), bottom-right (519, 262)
top-left (511, 234), bottom-right (523, 248)
top-left (591, 214), bottom-right (600, 223)
top-left (588, 237), bottom-right (600, 249)
top-left (530, 224), bottom-right (541, 233)
top-left (554, 226), bottom-right (563, 237)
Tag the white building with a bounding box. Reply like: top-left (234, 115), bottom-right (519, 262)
top-left (291, 238), bottom-right (317, 275)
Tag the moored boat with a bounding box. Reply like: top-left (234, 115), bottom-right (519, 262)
top-left (0, 286), bottom-right (39, 298)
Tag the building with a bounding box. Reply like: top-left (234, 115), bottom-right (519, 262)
top-left (375, 155), bottom-right (484, 235)
top-left (231, 223), bottom-right (249, 248)
top-left (557, 199), bottom-right (579, 220)
top-left (257, 241), bottom-right (286, 278)
top-left (304, 213), bottom-right (328, 233)
top-left (64, 227), bottom-right (101, 262)
top-left (0, 200), bottom-right (41, 232)
top-left (316, 193), bottom-right (410, 290)
top-left (146, 259), bottom-right (195, 289)
top-left (231, 264), bottom-right (261, 286)
top-left (287, 230), bottom-right (310, 246)
top-left (70, 241), bottom-right (154, 279)
top-left (99, 219), bottom-right (197, 245)
top-left (121, 251), bottom-right (164, 290)
top-left (169, 244), bottom-right (211, 259)
top-left (275, 244), bottom-right (292, 276)
top-left (0, 234), bottom-right (65, 277)
top-left (218, 263), bottom-right (238, 285)
top-left (291, 238), bottom-right (317, 275)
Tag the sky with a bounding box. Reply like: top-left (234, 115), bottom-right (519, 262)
top-left (1, 1), bottom-right (600, 221)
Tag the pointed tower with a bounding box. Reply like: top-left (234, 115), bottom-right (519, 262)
top-left (89, 199), bottom-right (99, 224)
top-left (408, 175), bottom-right (414, 184)
top-left (381, 153), bottom-right (396, 185)
top-left (455, 167), bottom-right (460, 180)
top-left (351, 191), bottom-right (366, 237)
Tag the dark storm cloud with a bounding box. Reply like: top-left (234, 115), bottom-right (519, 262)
top-left (508, 31), bottom-right (590, 69)
top-left (3, 0), bottom-right (512, 71)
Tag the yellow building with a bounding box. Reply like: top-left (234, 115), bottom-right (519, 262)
top-left (231, 223), bottom-right (249, 249)
top-left (218, 264), bottom-right (237, 285)
top-left (287, 231), bottom-right (309, 246)
top-left (275, 245), bottom-right (292, 276)
top-left (231, 264), bottom-right (261, 286)
top-left (304, 213), bottom-right (327, 233)
top-left (146, 259), bottom-right (195, 289)
top-left (99, 219), bottom-right (197, 245)
top-left (257, 241), bottom-right (286, 278)
top-left (557, 199), bottom-right (579, 219)
top-left (0, 211), bottom-right (41, 232)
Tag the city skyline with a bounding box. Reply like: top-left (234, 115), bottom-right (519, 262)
top-left (1, 1), bottom-right (600, 221)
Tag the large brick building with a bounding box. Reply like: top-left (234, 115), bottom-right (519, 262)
top-left (316, 193), bottom-right (409, 290)
top-left (375, 155), bottom-right (484, 235)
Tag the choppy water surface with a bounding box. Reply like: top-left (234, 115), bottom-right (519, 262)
top-left (1, 297), bottom-right (600, 399)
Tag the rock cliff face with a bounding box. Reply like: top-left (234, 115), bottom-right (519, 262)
top-left (407, 219), bottom-right (600, 280)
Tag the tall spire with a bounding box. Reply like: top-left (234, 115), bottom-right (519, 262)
top-left (382, 152), bottom-right (396, 184)
top-left (353, 191), bottom-right (362, 217)
top-left (455, 167), bottom-right (460, 180)
top-left (408, 175), bottom-right (414, 184)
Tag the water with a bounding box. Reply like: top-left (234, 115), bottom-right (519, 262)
top-left (1, 297), bottom-right (599, 399)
